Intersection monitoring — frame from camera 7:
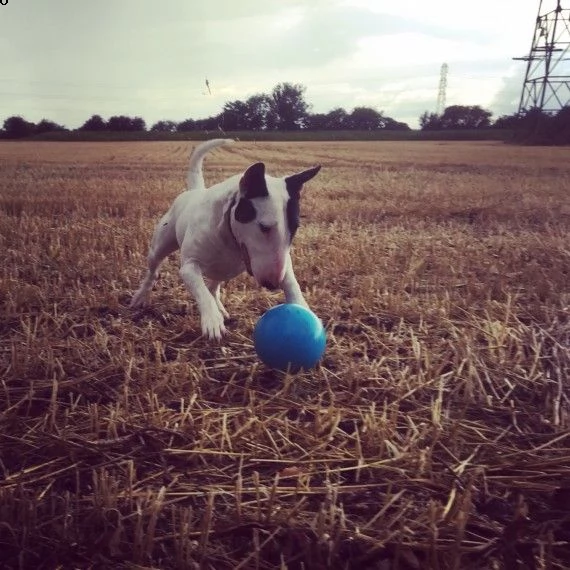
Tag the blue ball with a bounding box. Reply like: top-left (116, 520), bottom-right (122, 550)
top-left (254, 304), bottom-right (326, 372)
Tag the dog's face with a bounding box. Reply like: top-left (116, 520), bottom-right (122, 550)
top-left (230, 162), bottom-right (321, 290)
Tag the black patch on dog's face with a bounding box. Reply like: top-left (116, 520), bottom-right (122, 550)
top-left (286, 198), bottom-right (300, 241)
top-left (234, 198), bottom-right (256, 223)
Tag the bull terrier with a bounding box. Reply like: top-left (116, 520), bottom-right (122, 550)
top-left (130, 139), bottom-right (321, 339)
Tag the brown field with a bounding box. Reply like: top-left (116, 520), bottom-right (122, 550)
top-left (0, 140), bottom-right (569, 569)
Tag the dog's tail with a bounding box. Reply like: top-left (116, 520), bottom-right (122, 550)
top-left (186, 138), bottom-right (234, 190)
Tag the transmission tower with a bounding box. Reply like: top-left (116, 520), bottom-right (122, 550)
top-left (436, 63), bottom-right (448, 115)
top-left (515, 0), bottom-right (570, 114)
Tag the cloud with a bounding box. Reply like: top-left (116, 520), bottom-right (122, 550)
top-left (0, 0), bottom-right (538, 129)
top-left (491, 67), bottom-right (525, 117)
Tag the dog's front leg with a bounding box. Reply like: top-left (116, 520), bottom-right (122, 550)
top-left (280, 254), bottom-right (309, 308)
top-left (206, 279), bottom-right (230, 320)
top-left (180, 261), bottom-right (226, 340)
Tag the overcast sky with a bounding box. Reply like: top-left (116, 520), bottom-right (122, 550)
top-left (0, 0), bottom-right (542, 129)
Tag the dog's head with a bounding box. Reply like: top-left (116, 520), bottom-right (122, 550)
top-left (229, 162), bottom-right (321, 290)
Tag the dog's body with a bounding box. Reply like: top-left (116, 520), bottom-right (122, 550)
top-left (130, 139), bottom-right (321, 339)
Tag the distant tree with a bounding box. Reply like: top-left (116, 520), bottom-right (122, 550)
top-left (440, 105), bottom-right (492, 129)
top-left (306, 113), bottom-right (328, 130)
top-left (220, 94), bottom-right (275, 131)
top-left (419, 111), bottom-right (443, 130)
top-left (131, 117), bottom-right (146, 131)
top-left (249, 94), bottom-right (273, 130)
top-left (35, 119), bottom-right (67, 134)
top-left (510, 106), bottom-right (570, 145)
top-left (79, 114), bottom-right (106, 131)
top-left (107, 116), bottom-right (128, 131)
top-left (556, 105), bottom-right (570, 125)
top-left (348, 107), bottom-right (384, 130)
top-left (383, 117), bottom-right (411, 131)
top-left (107, 115), bottom-right (146, 131)
top-left (177, 118), bottom-right (196, 132)
top-left (265, 105), bottom-right (279, 131)
top-left (551, 105), bottom-right (570, 144)
top-left (151, 120), bottom-right (177, 133)
top-left (507, 107), bottom-right (549, 143)
top-left (245, 94), bottom-right (275, 130)
top-left (306, 107), bottom-right (408, 131)
top-left (195, 115), bottom-right (222, 131)
top-left (271, 83), bottom-right (310, 130)
top-left (220, 99), bottom-right (250, 130)
top-left (492, 113), bottom-right (522, 129)
top-left (3, 116), bottom-right (36, 138)
top-left (306, 107), bottom-right (350, 130)
top-left (325, 107), bottom-right (349, 129)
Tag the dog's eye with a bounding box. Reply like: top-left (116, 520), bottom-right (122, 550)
top-left (259, 223), bottom-right (271, 234)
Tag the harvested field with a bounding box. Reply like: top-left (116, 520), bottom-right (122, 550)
top-left (0, 139), bottom-right (569, 569)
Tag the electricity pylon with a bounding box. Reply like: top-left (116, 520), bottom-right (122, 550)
top-left (436, 63), bottom-right (448, 115)
top-left (515, 0), bottom-right (570, 114)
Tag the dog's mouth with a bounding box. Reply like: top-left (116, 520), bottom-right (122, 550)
top-left (240, 243), bottom-right (253, 276)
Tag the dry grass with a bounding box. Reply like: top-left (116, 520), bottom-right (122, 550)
top-left (0, 140), bottom-right (569, 569)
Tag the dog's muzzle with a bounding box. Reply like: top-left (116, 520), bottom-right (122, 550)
top-left (240, 243), bottom-right (283, 290)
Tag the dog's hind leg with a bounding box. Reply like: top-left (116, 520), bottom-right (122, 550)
top-left (130, 214), bottom-right (179, 308)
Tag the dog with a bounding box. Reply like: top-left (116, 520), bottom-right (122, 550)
top-left (130, 139), bottom-right (321, 340)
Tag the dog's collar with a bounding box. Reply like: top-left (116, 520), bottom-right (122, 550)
top-left (225, 195), bottom-right (239, 247)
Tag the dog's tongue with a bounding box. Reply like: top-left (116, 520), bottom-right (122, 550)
top-left (240, 243), bottom-right (253, 276)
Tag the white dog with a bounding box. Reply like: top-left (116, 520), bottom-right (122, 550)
top-left (130, 139), bottom-right (321, 339)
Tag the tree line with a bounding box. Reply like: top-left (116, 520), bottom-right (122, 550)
top-left (2, 81), bottom-right (569, 144)
top-left (421, 105), bottom-right (570, 144)
top-left (1, 83), bottom-right (410, 137)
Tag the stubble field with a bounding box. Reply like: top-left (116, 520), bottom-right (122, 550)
top-left (0, 140), bottom-right (569, 569)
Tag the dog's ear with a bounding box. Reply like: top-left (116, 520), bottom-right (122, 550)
top-left (240, 162), bottom-right (269, 199)
top-left (285, 165), bottom-right (321, 197)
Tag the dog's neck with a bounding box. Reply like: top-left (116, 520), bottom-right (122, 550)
top-left (225, 195), bottom-right (240, 249)
top-left (225, 193), bottom-right (254, 277)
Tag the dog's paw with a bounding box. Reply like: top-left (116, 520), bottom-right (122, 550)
top-left (201, 309), bottom-right (227, 340)
top-left (217, 301), bottom-right (230, 320)
top-left (129, 290), bottom-right (149, 308)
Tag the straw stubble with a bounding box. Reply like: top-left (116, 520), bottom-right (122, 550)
top-left (0, 140), bottom-right (568, 569)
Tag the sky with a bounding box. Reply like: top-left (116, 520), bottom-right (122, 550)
top-left (0, 0), bottom-right (544, 129)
